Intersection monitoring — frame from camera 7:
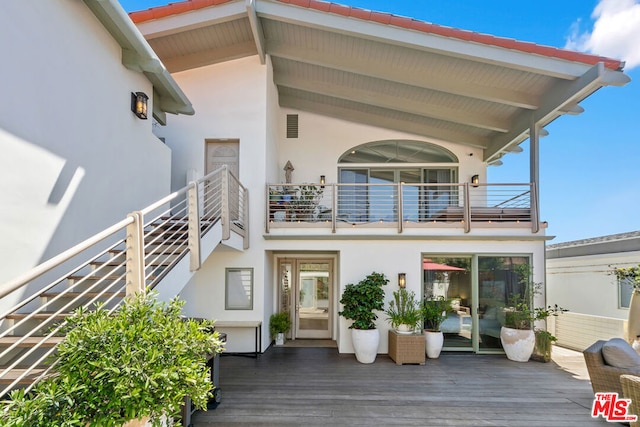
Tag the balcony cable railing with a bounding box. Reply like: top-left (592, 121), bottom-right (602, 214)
top-left (0, 166), bottom-right (247, 396)
top-left (266, 182), bottom-right (537, 234)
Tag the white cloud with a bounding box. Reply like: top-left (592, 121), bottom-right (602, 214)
top-left (565, 0), bottom-right (640, 70)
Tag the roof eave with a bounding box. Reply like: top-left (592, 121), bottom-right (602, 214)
top-left (83, 0), bottom-right (195, 120)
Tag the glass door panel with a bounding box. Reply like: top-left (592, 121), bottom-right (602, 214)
top-left (477, 256), bottom-right (530, 351)
top-left (338, 169), bottom-right (368, 222)
top-left (369, 170), bottom-right (395, 222)
top-left (423, 257), bottom-right (472, 350)
top-left (296, 261), bottom-right (332, 339)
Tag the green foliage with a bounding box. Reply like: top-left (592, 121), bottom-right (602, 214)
top-left (503, 269), bottom-right (568, 330)
top-left (385, 289), bottom-right (421, 329)
top-left (287, 184), bottom-right (323, 220)
top-left (612, 264), bottom-right (640, 293)
top-left (338, 272), bottom-right (388, 330)
top-left (421, 296), bottom-right (452, 331)
top-left (269, 312), bottom-right (291, 338)
top-left (1, 292), bottom-right (224, 427)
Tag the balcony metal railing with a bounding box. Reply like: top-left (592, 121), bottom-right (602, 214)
top-left (0, 166), bottom-right (247, 396)
top-left (266, 182), bottom-right (537, 233)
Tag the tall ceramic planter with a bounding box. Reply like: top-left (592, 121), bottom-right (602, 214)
top-left (628, 292), bottom-right (640, 343)
top-left (500, 326), bottom-right (535, 362)
top-left (425, 331), bottom-right (444, 359)
top-left (352, 328), bottom-right (379, 363)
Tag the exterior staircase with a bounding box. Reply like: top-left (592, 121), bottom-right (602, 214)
top-left (0, 166), bottom-right (248, 396)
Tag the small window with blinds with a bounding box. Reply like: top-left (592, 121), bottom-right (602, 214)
top-left (286, 114), bottom-right (298, 138)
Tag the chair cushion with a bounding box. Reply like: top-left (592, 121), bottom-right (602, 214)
top-left (602, 338), bottom-right (640, 368)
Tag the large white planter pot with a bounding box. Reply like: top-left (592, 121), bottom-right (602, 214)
top-left (275, 332), bottom-right (285, 346)
top-left (425, 330), bottom-right (444, 359)
top-left (628, 292), bottom-right (640, 343)
top-left (351, 328), bottom-right (379, 364)
top-left (500, 326), bottom-right (535, 362)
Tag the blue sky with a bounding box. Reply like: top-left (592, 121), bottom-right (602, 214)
top-left (119, 0), bottom-right (640, 243)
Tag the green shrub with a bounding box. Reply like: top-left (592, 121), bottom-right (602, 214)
top-left (1, 292), bottom-right (224, 427)
top-left (338, 272), bottom-right (387, 330)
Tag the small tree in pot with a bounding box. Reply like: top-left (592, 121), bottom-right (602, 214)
top-left (338, 272), bottom-right (387, 363)
top-left (421, 296), bottom-right (452, 359)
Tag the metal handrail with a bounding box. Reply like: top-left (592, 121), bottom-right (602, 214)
top-left (0, 165), bottom-right (248, 396)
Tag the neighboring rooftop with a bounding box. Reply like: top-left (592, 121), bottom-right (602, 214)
top-left (547, 231), bottom-right (640, 259)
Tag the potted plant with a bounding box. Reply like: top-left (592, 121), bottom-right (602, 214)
top-left (269, 311), bottom-right (291, 346)
top-left (1, 292), bottom-right (224, 427)
top-left (385, 289), bottom-right (421, 333)
top-left (501, 282), bottom-right (567, 363)
top-left (338, 272), bottom-right (388, 363)
top-left (288, 184), bottom-right (323, 221)
top-left (421, 296), bottom-right (452, 359)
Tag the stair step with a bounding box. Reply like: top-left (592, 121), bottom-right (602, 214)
top-left (0, 336), bottom-right (64, 348)
top-left (5, 312), bottom-right (73, 321)
top-left (0, 367), bottom-right (48, 385)
top-left (41, 291), bottom-right (126, 299)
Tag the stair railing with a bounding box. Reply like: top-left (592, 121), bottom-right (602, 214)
top-left (0, 166), bottom-right (248, 396)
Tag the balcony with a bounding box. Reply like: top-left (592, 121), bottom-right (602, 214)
top-left (265, 183), bottom-right (539, 235)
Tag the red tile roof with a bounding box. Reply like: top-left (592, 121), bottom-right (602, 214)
top-left (128, 0), bottom-right (624, 71)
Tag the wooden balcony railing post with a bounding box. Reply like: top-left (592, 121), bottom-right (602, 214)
top-left (463, 183), bottom-right (471, 233)
top-left (331, 184), bottom-right (337, 234)
top-left (125, 211), bottom-right (145, 297)
top-left (243, 187), bottom-right (250, 249)
top-left (187, 181), bottom-right (202, 272)
top-left (530, 183), bottom-right (540, 233)
top-left (397, 182), bottom-right (404, 233)
top-left (221, 167), bottom-right (231, 240)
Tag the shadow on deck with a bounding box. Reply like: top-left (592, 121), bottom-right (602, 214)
top-left (192, 346), bottom-right (607, 426)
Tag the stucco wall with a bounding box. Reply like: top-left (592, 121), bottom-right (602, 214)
top-left (0, 1), bottom-right (171, 285)
top-left (546, 251), bottom-right (640, 319)
top-left (155, 52), bottom-right (544, 354)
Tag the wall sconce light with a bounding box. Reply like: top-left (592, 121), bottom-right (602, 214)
top-left (471, 175), bottom-right (479, 187)
top-left (131, 92), bottom-right (148, 120)
top-left (320, 175), bottom-right (325, 187)
top-left (398, 273), bottom-right (406, 289)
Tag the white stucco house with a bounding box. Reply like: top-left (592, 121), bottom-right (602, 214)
top-left (0, 0), bottom-right (632, 383)
top-left (547, 231), bottom-right (640, 351)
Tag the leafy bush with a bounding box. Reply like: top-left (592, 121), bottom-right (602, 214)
top-left (339, 272), bottom-right (388, 330)
top-left (269, 312), bottom-right (291, 338)
top-left (421, 296), bottom-right (452, 331)
top-left (1, 292), bottom-right (224, 427)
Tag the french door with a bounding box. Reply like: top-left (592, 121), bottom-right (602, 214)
top-left (278, 258), bottom-right (333, 339)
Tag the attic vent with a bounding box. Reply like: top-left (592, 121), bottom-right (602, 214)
top-left (286, 114), bottom-right (298, 138)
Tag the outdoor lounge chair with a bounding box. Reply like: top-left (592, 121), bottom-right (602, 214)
top-left (583, 339), bottom-right (640, 395)
top-left (621, 374), bottom-right (640, 427)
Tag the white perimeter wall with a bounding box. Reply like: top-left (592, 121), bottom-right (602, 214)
top-left (0, 1), bottom-right (171, 285)
top-left (547, 251), bottom-right (640, 319)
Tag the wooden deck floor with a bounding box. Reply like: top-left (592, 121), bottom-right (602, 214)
top-left (192, 345), bottom-right (607, 426)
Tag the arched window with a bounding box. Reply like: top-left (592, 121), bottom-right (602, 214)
top-left (338, 140), bottom-right (458, 164)
top-left (338, 140), bottom-right (459, 222)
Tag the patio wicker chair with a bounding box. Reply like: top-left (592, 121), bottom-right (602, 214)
top-left (583, 339), bottom-right (640, 396)
top-left (621, 374), bottom-right (640, 426)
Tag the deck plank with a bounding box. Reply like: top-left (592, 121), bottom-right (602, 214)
top-left (192, 346), bottom-right (608, 426)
